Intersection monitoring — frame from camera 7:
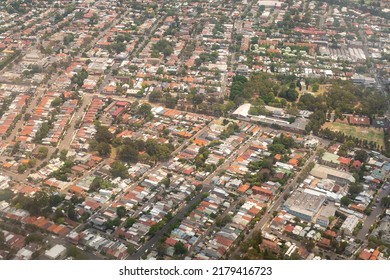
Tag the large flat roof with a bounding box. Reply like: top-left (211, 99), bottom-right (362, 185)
top-left (232, 103), bottom-right (251, 117)
top-left (310, 164), bottom-right (355, 183)
top-left (284, 188), bottom-right (326, 216)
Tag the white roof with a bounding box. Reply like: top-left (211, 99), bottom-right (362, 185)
top-left (233, 103), bottom-right (251, 117)
top-left (45, 244), bottom-right (66, 259)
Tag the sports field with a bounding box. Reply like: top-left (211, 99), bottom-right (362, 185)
top-left (322, 122), bottom-right (384, 148)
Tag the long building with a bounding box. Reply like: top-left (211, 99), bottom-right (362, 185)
top-left (310, 164), bottom-right (355, 185)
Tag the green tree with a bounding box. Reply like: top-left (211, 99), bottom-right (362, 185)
top-left (116, 206), bottom-right (127, 218)
top-left (127, 244), bottom-right (136, 255)
top-left (380, 197), bottom-right (390, 208)
top-left (110, 42), bottom-right (126, 54)
top-left (118, 145), bottom-right (139, 163)
top-left (110, 161), bottom-right (128, 179)
top-left (90, 176), bottom-right (103, 192)
top-left (63, 33), bottom-right (75, 45)
top-left (174, 241), bottom-right (187, 255)
top-left (348, 183), bottom-right (363, 198)
top-left (23, 113), bottom-right (31, 121)
top-left (96, 142), bottom-right (111, 157)
top-left (36, 147), bottom-right (49, 159)
top-left (354, 150), bottom-right (368, 163)
top-left (67, 246), bottom-right (87, 260)
top-left (340, 196), bottom-right (351, 207)
top-left (312, 83), bottom-right (319, 92)
top-left (137, 104), bottom-right (153, 120)
top-left (95, 126), bottom-right (113, 143)
top-left (30, 191), bottom-right (50, 216)
top-left (18, 164), bottom-right (27, 174)
top-left (148, 90), bottom-right (163, 103)
top-left (124, 217), bottom-right (136, 228)
top-left (51, 97), bottom-right (63, 107)
top-left (60, 149), bottom-right (68, 161)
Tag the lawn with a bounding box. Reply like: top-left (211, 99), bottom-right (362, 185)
top-left (322, 122), bottom-right (384, 149)
top-left (306, 84), bottom-right (331, 96)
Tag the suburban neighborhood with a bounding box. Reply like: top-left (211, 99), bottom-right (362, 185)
top-left (0, 0), bottom-right (389, 261)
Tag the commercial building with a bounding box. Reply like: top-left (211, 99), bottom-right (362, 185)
top-left (232, 103), bottom-right (251, 119)
top-left (316, 204), bottom-right (337, 227)
top-left (310, 164), bottom-right (356, 185)
top-left (44, 244), bottom-right (67, 260)
top-left (283, 188), bottom-right (326, 222)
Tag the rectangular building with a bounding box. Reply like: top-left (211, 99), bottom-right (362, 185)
top-left (310, 164), bottom-right (355, 185)
top-left (283, 188), bottom-right (326, 222)
top-left (341, 215), bottom-right (360, 235)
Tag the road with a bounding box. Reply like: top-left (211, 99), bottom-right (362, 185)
top-left (56, 93), bottom-right (93, 151)
top-left (357, 186), bottom-right (390, 240)
top-left (319, 4), bottom-right (332, 28)
top-left (0, 51), bottom-right (24, 75)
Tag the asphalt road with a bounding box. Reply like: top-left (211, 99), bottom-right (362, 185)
top-left (128, 191), bottom-right (204, 260)
top-left (357, 186), bottom-right (390, 240)
top-left (56, 93), bottom-right (93, 151)
top-left (319, 4), bottom-right (332, 28)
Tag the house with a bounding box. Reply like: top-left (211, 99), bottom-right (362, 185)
top-left (348, 116), bottom-right (370, 126)
top-left (341, 215), bottom-right (360, 235)
top-left (260, 239), bottom-right (280, 254)
top-left (252, 186), bottom-right (274, 198)
top-left (352, 160), bottom-right (362, 170)
top-left (338, 157), bottom-right (351, 169)
top-left (317, 237), bottom-right (331, 249)
top-left (358, 248), bottom-right (381, 260)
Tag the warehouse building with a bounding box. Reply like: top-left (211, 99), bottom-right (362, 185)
top-left (316, 204), bottom-right (337, 227)
top-left (310, 164), bottom-right (355, 185)
top-left (283, 188), bottom-right (326, 222)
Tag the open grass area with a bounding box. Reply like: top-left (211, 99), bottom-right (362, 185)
top-left (322, 121), bottom-right (384, 148)
top-left (306, 84), bottom-right (331, 96)
top-left (110, 146), bottom-right (117, 159)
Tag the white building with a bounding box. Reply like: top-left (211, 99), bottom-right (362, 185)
top-left (0, 175), bottom-right (10, 190)
top-left (341, 215), bottom-right (360, 235)
top-left (232, 103), bottom-right (251, 119)
top-left (44, 244), bottom-right (67, 260)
